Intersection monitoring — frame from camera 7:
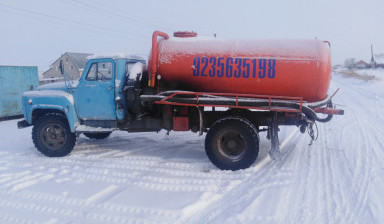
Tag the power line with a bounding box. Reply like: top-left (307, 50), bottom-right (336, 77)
top-left (86, 0), bottom-right (214, 37)
top-left (66, 0), bottom-right (178, 32)
top-left (0, 2), bottom-right (148, 41)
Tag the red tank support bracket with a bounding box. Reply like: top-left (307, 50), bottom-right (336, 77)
top-left (313, 106), bottom-right (344, 115)
top-left (173, 117), bottom-right (189, 131)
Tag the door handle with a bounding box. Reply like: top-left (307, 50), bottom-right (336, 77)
top-left (107, 86), bottom-right (113, 91)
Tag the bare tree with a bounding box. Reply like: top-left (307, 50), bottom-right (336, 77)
top-left (344, 58), bottom-right (356, 70)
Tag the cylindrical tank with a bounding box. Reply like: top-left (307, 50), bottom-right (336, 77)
top-left (149, 31), bottom-right (331, 102)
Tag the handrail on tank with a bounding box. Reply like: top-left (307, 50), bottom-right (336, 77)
top-left (149, 31), bottom-right (169, 87)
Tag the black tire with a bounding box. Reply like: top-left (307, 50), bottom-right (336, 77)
top-left (205, 117), bottom-right (259, 170)
top-left (32, 114), bottom-right (76, 157)
top-left (83, 132), bottom-right (111, 139)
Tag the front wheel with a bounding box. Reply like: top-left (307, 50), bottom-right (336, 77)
top-left (205, 117), bottom-right (259, 170)
top-left (32, 114), bottom-right (76, 157)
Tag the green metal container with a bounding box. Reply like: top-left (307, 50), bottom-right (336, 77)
top-left (0, 66), bottom-right (39, 119)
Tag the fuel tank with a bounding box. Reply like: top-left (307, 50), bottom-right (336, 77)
top-left (149, 31), bottom-right (331, 102)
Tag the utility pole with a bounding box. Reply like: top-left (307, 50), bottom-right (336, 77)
top-left (371, 45), bottom-right (376, 69)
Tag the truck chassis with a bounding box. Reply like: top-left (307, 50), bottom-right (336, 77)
top-left (138, 90), bottom-right (343, 170)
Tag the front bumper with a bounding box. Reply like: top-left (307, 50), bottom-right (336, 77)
top-left (17, 119), bottom-right (32, 129)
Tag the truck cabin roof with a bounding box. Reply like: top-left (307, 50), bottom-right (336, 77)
top-left (87, 54), bottom-right (146, 63)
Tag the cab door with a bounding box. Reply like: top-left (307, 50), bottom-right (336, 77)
top-left (75, 59), bottom-right (116, 120)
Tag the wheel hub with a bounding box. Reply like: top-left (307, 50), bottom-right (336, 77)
top-left (217, 130), bottom-right (246, 161)
top-left (227, 140), bottom-right (237, 149)
top-left (40, 123), bottom-right (67, 151)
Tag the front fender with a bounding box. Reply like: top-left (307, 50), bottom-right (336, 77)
top-left (22, 90), bottom-right (79, 132)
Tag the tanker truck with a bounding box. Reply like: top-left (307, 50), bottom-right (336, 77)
top-left (17, 31), bottom-right (344, 170)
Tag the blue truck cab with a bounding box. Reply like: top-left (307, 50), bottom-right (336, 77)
top-left (18, 55), bottom-right (151, 157)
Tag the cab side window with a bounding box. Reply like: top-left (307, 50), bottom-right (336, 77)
top-left (86, 63), bottom-right (97, 80)
top-left (86, 62), bottom-right (112, 81)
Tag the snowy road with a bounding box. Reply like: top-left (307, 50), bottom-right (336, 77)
top-left (0, 73), bottom-right (383, 223)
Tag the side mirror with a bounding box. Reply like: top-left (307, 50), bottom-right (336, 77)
top-left (59, 60), bottom-right (64, 75)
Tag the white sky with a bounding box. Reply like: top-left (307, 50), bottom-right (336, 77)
top-left (0, 0), bottom-right (383, 71)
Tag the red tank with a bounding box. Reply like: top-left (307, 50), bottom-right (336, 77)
top-left (148, 31), bottom-right (331, 103)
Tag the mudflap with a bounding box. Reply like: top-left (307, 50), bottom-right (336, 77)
top-left (269, 112), bottom-right (281, 161)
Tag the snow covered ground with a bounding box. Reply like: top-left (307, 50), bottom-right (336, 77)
top-left (0, 71), bottom-right (383, 223)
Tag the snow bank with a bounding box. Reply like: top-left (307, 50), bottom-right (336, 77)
top-left (0, 72), bottom-right (384, 223)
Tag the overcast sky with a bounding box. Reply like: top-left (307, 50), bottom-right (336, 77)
top-left (0, 0), bottom-right (382, 71)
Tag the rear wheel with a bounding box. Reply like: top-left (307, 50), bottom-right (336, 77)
top-left (32, 114), bottom-right (76, 157)
top-left (205, 117), bottom-right (259, 170)
top-left (83, 132), bottom-right (111, 139)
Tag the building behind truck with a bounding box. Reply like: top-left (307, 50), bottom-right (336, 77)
top-left (41, 52), bottom-right (91, 84)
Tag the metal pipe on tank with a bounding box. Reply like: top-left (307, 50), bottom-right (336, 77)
top-left (149, 31), bottom-right (169, 87)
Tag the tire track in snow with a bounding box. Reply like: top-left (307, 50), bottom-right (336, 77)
top-left (283, 133), bottom-right (314, 224)
top-left (0, 132), bottom-right (253, 223)
top-left (1, 76), bottom-right (382, 223)
top-left (282, 74), bottom-right (375, 223)
top-left (2, 154), bottom-right (241, 181)
top-left (0, 171), bottom-right (54, 192)
top-left (284, 120), bottom-right (353, 223)
top-left (1, 156), bottom-right (240, 194)
top-left (319, 123), bottom-right (343, 223)
top-left (0, 189), bottom-right (179, 223)
top-left (344, 106), bottom-right (373, 222)
top-left (328, 75), bottom-right (376, 222)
